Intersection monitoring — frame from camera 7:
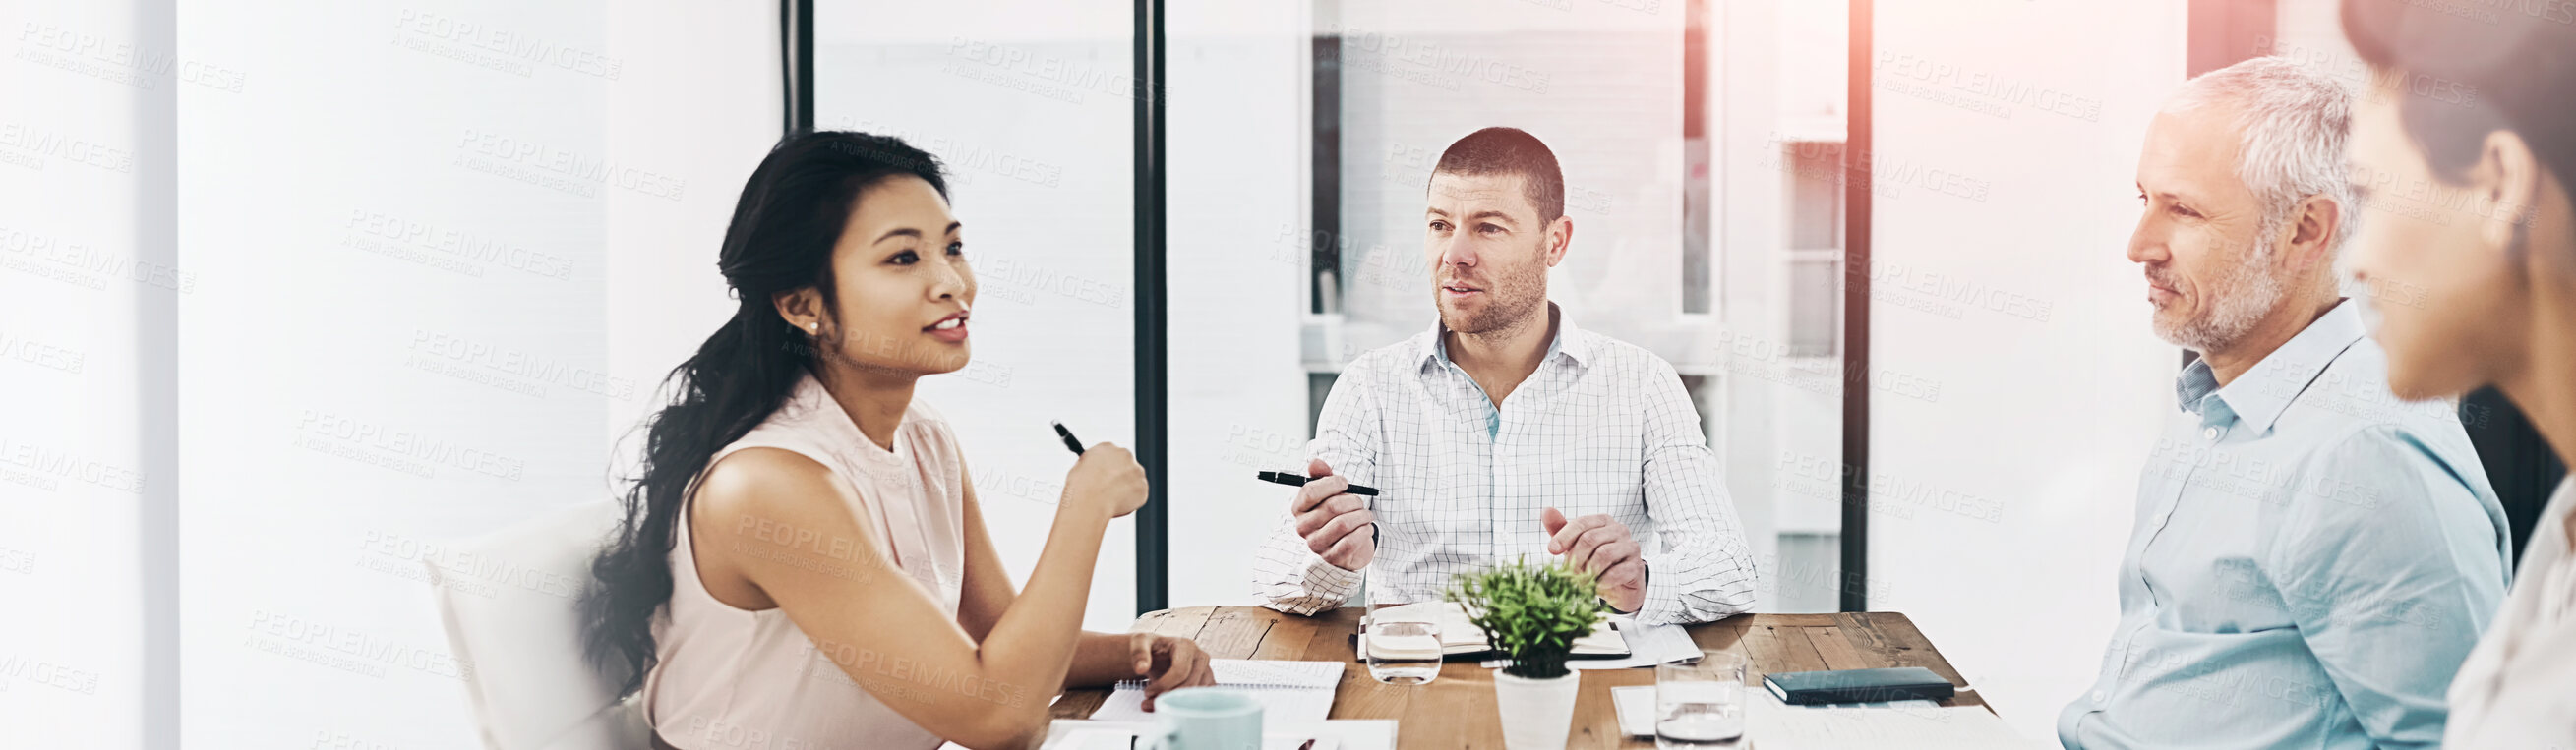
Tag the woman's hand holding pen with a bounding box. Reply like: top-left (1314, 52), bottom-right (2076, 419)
top-left (1064, 443), bottom-right (1149, 519)
top-left (1290, 457), bottom-right (1377, 571)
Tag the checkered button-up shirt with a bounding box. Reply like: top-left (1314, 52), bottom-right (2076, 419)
top-left (1251, 306), bottom-right (1758, 624)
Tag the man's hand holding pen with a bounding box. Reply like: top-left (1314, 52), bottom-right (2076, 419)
top-left (1288, 458), bottom-right (1377, 571)
top-left (1280, 459), bottom-right (1647, 613)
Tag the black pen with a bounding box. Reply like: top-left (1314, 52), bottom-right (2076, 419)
top-left (1256, 471), bottom-right (1380, 496)
top-left (1051, 421), bottom-right (1085, 455)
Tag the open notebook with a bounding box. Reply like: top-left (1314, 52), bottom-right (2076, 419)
top-left (1359, 602), bottom-right (1630, 661)
top-left (1086, 660), bottom-right (1345, 722)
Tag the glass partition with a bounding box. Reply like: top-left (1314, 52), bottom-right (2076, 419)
top-left (1162, 0), bottom-right (1851, 612)
top-left (814, 0), bottom-right (1139, 631)
top-left (809, 0), bottom-right (1854, 618)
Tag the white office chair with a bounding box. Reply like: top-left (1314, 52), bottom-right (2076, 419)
top-left (425, 501), bottom-right (649, 750)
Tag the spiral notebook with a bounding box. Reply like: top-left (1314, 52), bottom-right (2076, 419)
top-left (1086, 660), bottom-right (1345, 722)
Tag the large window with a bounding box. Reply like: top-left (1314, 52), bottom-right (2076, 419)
top-left (812, 1), bottom-right (1139, 630)
top-left (812, 0), bottom-right (1856, 615)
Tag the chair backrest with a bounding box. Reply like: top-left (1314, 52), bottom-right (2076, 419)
top-left (2462, 386), bottom-right (2571, 565)
top-left (425, 500), bottom-right (646, 750)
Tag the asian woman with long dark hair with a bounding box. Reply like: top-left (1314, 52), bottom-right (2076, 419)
top-left (581, 131), bottom-right (1214, 750)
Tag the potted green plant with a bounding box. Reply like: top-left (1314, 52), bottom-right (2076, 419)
top-left (1444, 557), bottom-right (1610, 750)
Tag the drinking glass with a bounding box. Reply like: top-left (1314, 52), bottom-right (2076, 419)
top-left (1656, 650), bottom-right (1746, 748)
top-left (1360, 615), bottom-right (1441, 685)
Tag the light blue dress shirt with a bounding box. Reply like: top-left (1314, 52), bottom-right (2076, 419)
top-left (2059, 300), bottom-right (2511, 750)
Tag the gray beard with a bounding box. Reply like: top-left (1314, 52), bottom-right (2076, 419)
top-left (2153, 237), bottom-right (2284, 354)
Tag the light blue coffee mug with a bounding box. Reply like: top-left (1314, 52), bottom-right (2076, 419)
top-left (1139, 687), bottom-right (1263, 750)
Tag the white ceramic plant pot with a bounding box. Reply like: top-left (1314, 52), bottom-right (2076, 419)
top-left (1492, 667), bottom-right (1580, 750)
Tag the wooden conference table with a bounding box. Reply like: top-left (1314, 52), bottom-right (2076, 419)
top-left (1054, 606), bottom-right (1989, 750)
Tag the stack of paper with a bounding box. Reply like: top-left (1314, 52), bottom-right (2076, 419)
top-left (1087, 660), bottom-right (1345, 722)
top-left (1569, 617), bottom-right (1704, 669)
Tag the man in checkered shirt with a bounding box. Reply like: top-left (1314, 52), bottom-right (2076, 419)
top-left (1250, 127), bottom-right (1758, 624)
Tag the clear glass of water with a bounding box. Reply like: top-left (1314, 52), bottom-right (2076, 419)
top-left (1656, 650), bottom-right (1746, 749)
top-left (1360, 616), bottom-right (1441, 685)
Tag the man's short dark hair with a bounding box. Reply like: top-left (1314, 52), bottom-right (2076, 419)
top-left (1432, 127), bottom-right (1565, 222)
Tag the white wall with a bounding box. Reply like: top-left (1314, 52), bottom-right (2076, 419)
top-left (2271, 0), bottom-right (2368, 92)
top-left (812, 0), bottom-right (1142, 633)
top-left (173, 1), bottom-right (776, 746)
top-left (0, 0), bottom-right (173, 745)
top-left (1867, 0), bottom-right (2186, 738)
top-left (605, 4), bottom-right (789, 506)
top-left (1710, 0), bottom-right (1864, 612)
top-left (1163, 0), bottom-right (1316, 611)
top-left (11, 1), bottom-right (2281, 745)
top-left (1333, 0), bottom-right (1685, 348)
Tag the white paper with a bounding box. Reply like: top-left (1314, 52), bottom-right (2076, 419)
top-left (1086, 660), bottom-right (1345, 722)
top-left (1610, 685), bottom-right (1656, 736)
top-left (1003, 720), bottom-right (1397, 750)
top-left (1569, 618), bottom-right (1703, 670)
top-left (1747, 692), bottom-right (2037, 750)
top-left (1048, 727), bottom-right (1333, 750)
top-left (1206, 659), bottom-right (1343, 688)
top-left (1091, 688), bottom-right (1336, 723)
